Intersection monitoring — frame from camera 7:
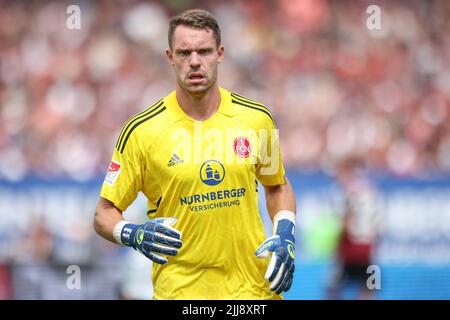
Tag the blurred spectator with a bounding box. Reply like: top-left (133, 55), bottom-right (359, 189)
top-left (11, 218), bottom-right (55, 299)
top-left (326, 157), bottom-right (382, 299)
top-left (0, 264), bottom-right (12, 299)
top-left (11, 216), bottom-right (124, 299)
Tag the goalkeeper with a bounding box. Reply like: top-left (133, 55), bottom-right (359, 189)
top-left (93, 9), bottom-right (297, 299)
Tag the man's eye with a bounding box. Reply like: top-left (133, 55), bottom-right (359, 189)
top-left (198, 49), bottom-right (211, 55)
top-left (179, 51), bottom-right (190, 56)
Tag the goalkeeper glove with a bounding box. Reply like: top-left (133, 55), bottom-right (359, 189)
top-left (255, 210), bottom-right (296, 294)
top-left (114, 217), bottom-right (182, 265)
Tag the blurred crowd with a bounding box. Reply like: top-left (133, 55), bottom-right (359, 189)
top-left (1, 0), bottom-right (450, 182)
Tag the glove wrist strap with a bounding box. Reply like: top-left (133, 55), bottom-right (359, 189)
top-left (272, 210), bottom-right (296, 234)
top-left (113, 220), bottom-right (137, 247)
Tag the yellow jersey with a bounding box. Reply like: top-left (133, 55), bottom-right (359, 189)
top-left (100, 87), bottom-right (286, 299)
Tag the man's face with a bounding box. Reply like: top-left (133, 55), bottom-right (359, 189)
top-left (167, 25), bottom-right (224, 96)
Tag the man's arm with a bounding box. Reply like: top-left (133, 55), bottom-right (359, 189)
top-left (255, 176), bottom-right (297, 294)
top-left (264, 177), bottom-right (296, 220)
top-left (93, 197), bottom-right (183, 264)
top-left (93, 197), bottom-right (125, 244)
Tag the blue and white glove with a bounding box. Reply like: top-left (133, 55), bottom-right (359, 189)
top-left (114, 217), bottom-right (182, 264)
top-left (255, 211), bottom-right (296, 294)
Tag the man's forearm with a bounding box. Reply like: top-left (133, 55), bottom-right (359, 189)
top-left (264, 177), bottom-right (296, 221)
top-left (93, 198), bottom-right (183, 264)
top-left (257, 177), bottom-right (297, 294)
top-left (93, 197), bottom-right (125, 243)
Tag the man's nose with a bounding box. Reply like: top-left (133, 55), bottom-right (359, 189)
top-left (189, 52), bottom-right (201, 68)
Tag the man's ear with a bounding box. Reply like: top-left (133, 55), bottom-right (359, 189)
top-left (166, 47), bottom-right (174, 66)
top-left (217, 45), bottom-right (224, 64)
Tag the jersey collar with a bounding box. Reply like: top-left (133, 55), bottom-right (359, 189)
top-left (165, 87), bottom-right (234, 120)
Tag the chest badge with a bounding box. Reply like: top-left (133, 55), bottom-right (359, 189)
top-left (233, 137), bottom-right (252, 158)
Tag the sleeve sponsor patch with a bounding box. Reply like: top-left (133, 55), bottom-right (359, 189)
top-left (104, 160), bottom-right (121, 186)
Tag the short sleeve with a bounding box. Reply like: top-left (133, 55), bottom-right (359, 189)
top-left (255, 117), bottom-right (286, 186)
top-left (100, 130), bottom-right (143, 212)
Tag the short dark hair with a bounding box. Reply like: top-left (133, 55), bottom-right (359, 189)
top-left (168, 9), bottom-right (221, 49)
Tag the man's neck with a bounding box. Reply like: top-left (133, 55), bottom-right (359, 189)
top-left (176, 84), bottom-right (221, 121)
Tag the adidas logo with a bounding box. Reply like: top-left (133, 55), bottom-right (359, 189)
top-left (168, 154), bottom-right (184, 167)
